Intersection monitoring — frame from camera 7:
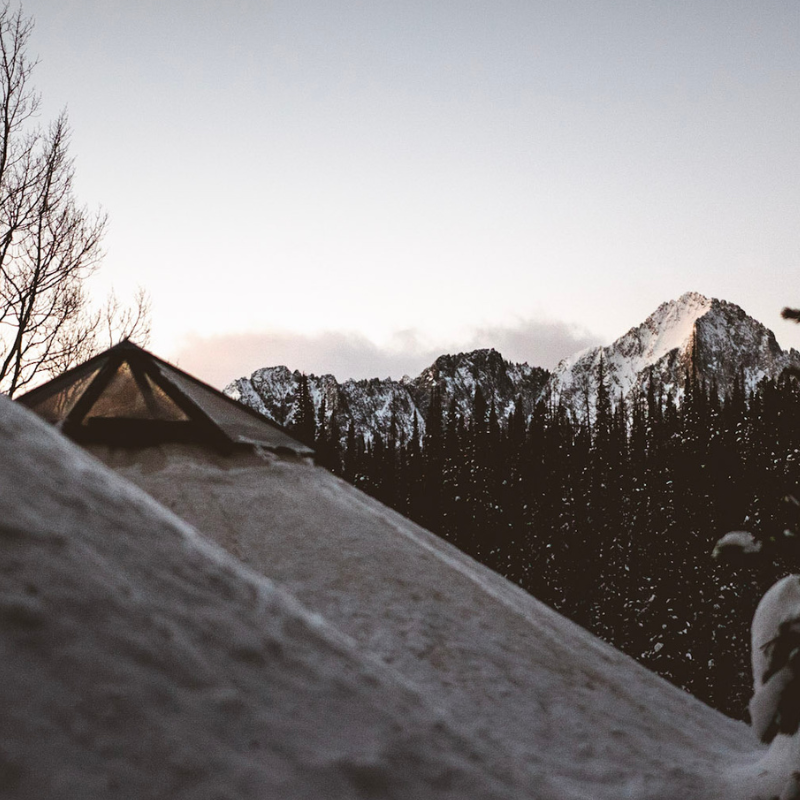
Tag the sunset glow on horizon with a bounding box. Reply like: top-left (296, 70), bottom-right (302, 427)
top-left (20, 0), bottom-right (800, 384)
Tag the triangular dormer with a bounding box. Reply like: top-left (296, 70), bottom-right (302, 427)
top-left (16, 341), bottom-right (311, 455)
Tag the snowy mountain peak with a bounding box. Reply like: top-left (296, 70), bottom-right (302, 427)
top-left (675, 289), bottom-right (714, 309)
top-left (554, 293), bottom-right (711, 379)
top-left (550, 292), bottom-right (799, 417)
top-left (640, 291), bottom-right (713, 356)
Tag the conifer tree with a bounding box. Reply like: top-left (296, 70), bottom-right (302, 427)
top-left (290, 374), bottom-right (316, 446)
top-left (327, 322), bottom-right (800, 718)
top-left (420, 385), bottom-right (445, 530)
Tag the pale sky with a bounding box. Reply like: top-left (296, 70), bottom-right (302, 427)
top-left (20, 0), bottom-right (800, 385)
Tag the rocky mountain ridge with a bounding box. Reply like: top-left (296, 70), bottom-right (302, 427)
top-left (226, 292), bottom-right (800, 440)
top-left (227, 347), bottom-right (550, 443)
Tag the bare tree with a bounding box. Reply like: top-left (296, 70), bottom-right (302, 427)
top-left (0, 5), bottom-right (148, 397)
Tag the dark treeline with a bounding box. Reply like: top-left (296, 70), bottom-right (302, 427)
top-left (292, 365), bottom-right (800, 720)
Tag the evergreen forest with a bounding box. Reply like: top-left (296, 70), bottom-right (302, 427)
top-left (291, 364), bottom-right (800, 721)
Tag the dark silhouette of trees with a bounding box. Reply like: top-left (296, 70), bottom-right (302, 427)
top-left (318, 366), bottom-right (800, 720)
top-left (289, 373), bottom-right (315, 445)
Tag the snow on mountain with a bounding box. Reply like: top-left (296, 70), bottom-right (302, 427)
top-left (227, 292), bottom-right (800, 434)
top-left (416, 347), bottom-right (548, 421)
top-left (226, 349), bottom-right (549, 442)
top-left (549, 291), bottom-right (800, 418)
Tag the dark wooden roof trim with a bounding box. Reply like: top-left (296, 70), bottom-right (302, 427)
top-left (128, 357), bottom-right (167, 419)
top-left (16, 349), bottom-right (111, 409)
top-left (61, 351), bottom-right (125, 435)
top-left (151, 354), bottom-right (300, 441)
top-left (135, 353), bottom-right (234, 453)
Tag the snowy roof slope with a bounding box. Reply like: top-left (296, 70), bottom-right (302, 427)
top-left (0, 397), bottom-right (536, 799)
top-left (92, 440), bottom-right (769, 799)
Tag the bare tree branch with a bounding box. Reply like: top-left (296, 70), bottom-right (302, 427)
top-left (0, 5), bottom-right (150, 396)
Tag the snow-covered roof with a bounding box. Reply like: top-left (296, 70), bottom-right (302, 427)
top-left (0, 395), bottom-right (517, 799)
top-left (88, 439), bottom-right (768, 799)
top-left (15, 340), bottom-right (311, 455)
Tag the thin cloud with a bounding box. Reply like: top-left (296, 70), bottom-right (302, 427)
top-left (172, 320), bottom-right (603, 389)
top-left (463, 319), bottom-right (602, 370)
